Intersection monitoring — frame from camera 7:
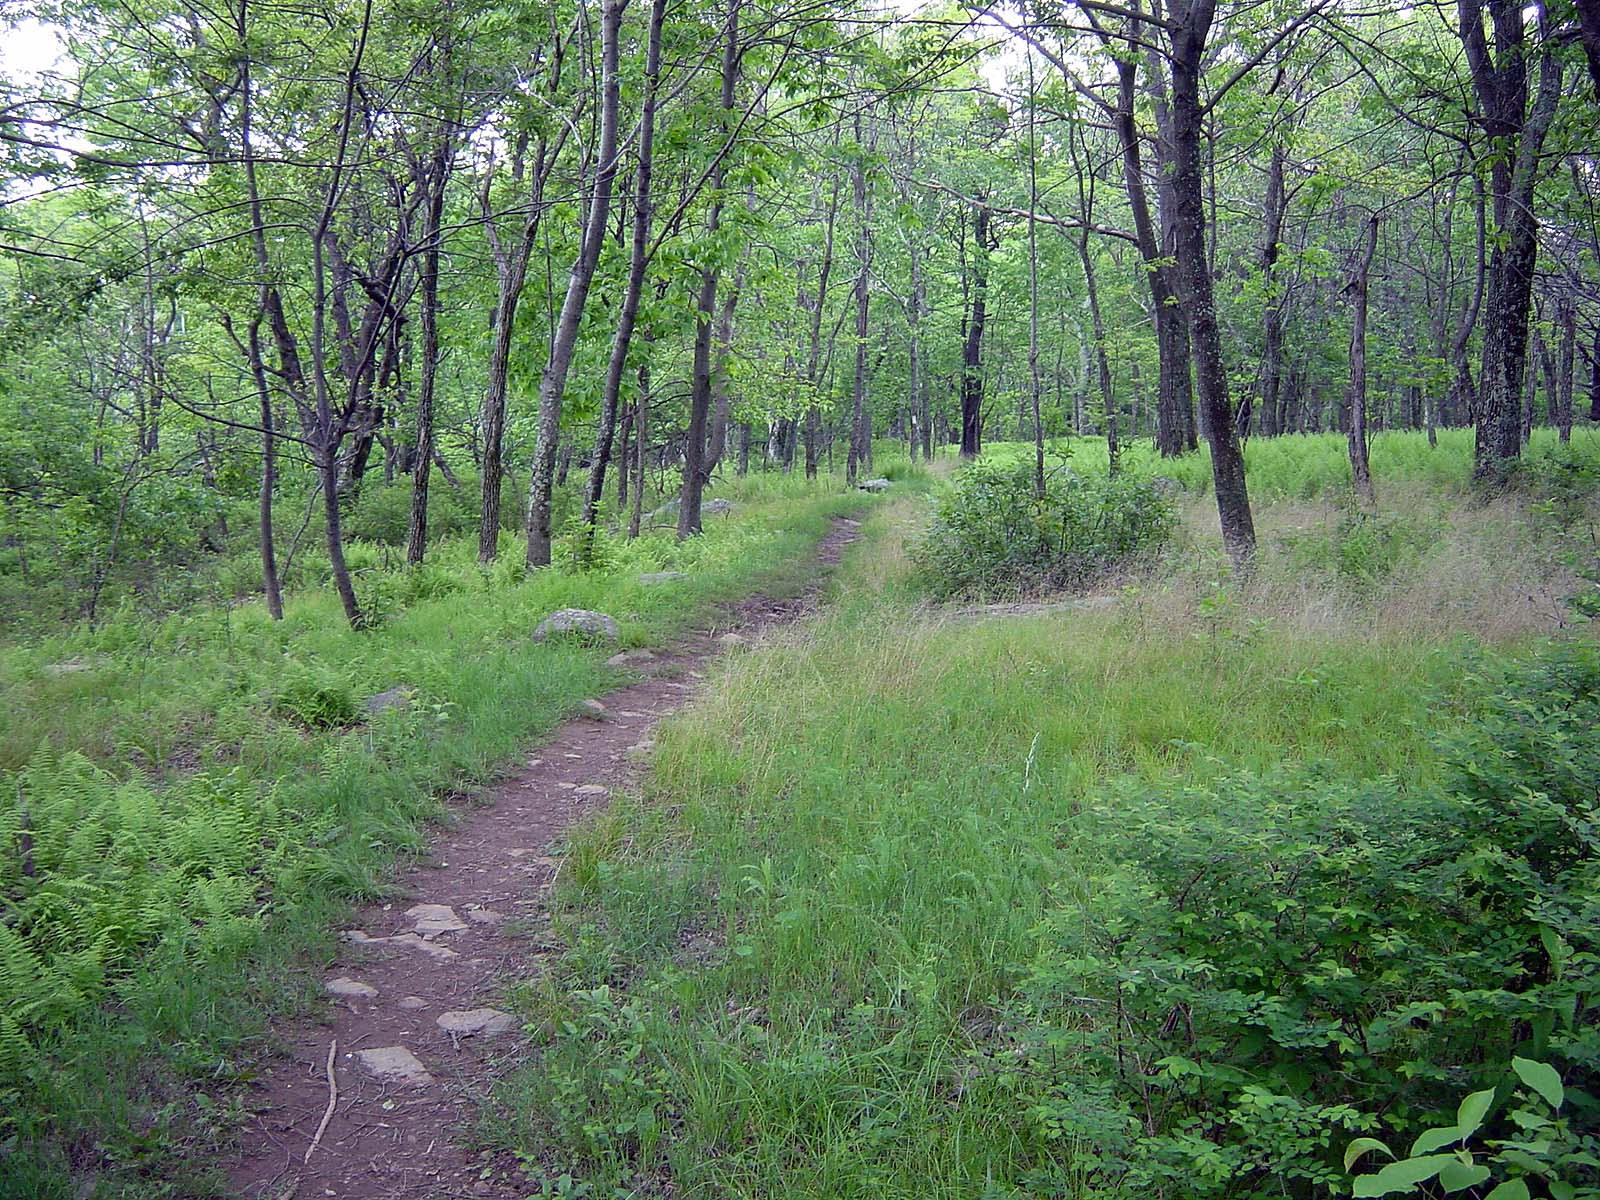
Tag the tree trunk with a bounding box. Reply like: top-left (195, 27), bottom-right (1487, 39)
top-left (406, 144), bottom-right (450, 567)
top-left (582, 0), bottom-right (665, 549)
top-left (1458, 0), bottom-right (1563, 479)
top-left (247, 317), bottom-right (285, 620)
top-left (629, 363), bottom-right (649, 538)
top-left (1256, 142), bottom-right (1287, 442)
top-left (847, 114), bottom-right (873, 483)
top-left (960, 199), bottom-right (991, 459)
top-left (1556, 291), bottom-right (1576, 443)
top-left (1168, 3), bottom-right (1256, 567)
top-left (526, 0), bottom-right (624, 565)
top-left (679, 0), bottom-right (742, 538)
top-left (1344, 215), bottom-right (1378, 503)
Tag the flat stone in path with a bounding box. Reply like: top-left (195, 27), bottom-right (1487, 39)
top-left (436, 1008), bottom-right (518, 1038)
top-left (397, 996), bottom-right (430, 1011)
top-left (406, 903), bottom-right (468, 935)
top-left (324, 977), bottom-right (378, 1000)
top-left (575, 783), bottom-right (609, 798)
top-left (607, 648), bottom-right (658, 667)
top-left (355, 1045), bottom-right (433, 1087)
top-left (342, 929), bottom-right (460, 962)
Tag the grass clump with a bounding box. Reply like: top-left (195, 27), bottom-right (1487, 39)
top-left (911, 455), bottom-right (1175, 599)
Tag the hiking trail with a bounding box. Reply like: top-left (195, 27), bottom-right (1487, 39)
top-left (227, 517), bottom-right (861, 1200)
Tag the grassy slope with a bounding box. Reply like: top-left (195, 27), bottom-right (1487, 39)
top-left (498, 435), bottom-right (1591, 1197)
top-left (0, 470), bottom-right (872, 1200)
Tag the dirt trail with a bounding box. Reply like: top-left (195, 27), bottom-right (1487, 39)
top-left (226, 517), bottom-right (861, 1200)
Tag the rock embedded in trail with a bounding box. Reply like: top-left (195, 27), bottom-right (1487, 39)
top-left (436, 1008), bottom-right (518, 1038)
top-left (575, 783), bottom-right (609, 799)
top-left (579, 698), bottom-right (608, 719)
top-left (606, 648), bottom-right (658, 668)
top-left (397, 995), bottom-right (430, 1011)
top-left (405, 903), bottom-right (468, 936)
top-left (355, 1045), bottom-right (433, 1087)
top-left (532, 609), bottom-right (619, 643)
top-left (325, 977), bottom-right (378, 1000)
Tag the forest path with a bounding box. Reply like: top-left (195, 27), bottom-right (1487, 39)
top-left (227, 516), bottom-right (864, 1200)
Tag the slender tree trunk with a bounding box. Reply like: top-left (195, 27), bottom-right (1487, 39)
top-left (247, 318), bottom-right (284, 620)
top-left (1168, 4), bottom-right (1256, 566)
top-left (847, 114), bottom-right (873, 483)
top-left (629, 362), bottom-right (649, 538)
top-left (320, 451), bottom-right (361, 626)
top-left (1026, 52), bottom-right (1045, 496)
top-left (960, 199), bottom-right (991, 459)
top-left (1345, 215), bottom-right (1378, 503)
top-left (582, 0), bottom-right (665, 549)
top-left (679, 0), bottom-right (742, 538)
top-left (527, 0), bottom-right (624, 565)
top-left (407, 146), bottom-right (449, 566)
top-left (1257, 142), bottom-right (1287, 441)
top-left (1556, 291), bottom-right (1576, 443)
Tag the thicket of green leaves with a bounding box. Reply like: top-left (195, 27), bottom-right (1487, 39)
top-left (911, 455), bottom-right (1177, 598)
top-left (1014, 643), bottom-right (1600, 1195)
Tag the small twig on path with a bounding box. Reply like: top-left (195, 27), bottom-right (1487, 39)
top-left (304, 1039), bottom-right (338, 1165)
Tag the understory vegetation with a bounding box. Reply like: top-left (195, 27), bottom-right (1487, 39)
top-left (506, 434), bottom-right (1600, 1199)
top-left (0, 469), bottom-right (872, 1199)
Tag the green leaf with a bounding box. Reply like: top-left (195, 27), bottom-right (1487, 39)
top-left (1455, 1088), bottom-right (1495, 1138)
top-left (1352, 1155), bottom-right (1456, 1196)
top-left (1411, 1126), bottom-right (1464, 1155)
top-left (1484, 1182), bottom-right (1530, 1200)
top-left (1511, 1057), bottom-right (1564, 1110)
top-left (1437, 1160), bottom-right (1491, 1193)
top-left (1345, 1137), bottom-right (1396, 1172)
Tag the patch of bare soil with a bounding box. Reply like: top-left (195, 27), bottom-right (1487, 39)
top-left (225, 516), bottom-right (861, 1200)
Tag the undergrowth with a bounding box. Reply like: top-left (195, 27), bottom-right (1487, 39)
top-left (0, 467), bottom-right (880, 1199)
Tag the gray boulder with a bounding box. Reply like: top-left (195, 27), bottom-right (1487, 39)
top-left (533, 608), bottom-right (619, 643)
top-left (365, 686), bottom-right (412, 716)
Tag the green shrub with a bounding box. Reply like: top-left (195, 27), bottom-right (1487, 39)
top-left (912, 457), bottom-right (1176, 599)
top-left (268, 659), bottom-right (359, 728)
top-left (1010, 642), bottom-right (1600, 1198)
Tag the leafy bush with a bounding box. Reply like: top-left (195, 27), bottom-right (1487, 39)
top-left (1009, 642), bottom-right (1600, 1197)
top-left (913, 457), bottom-right (1176, 599)
top-left (268, 659), bottom-right (359, 728)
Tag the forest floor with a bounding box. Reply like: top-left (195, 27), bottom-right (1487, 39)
top-left (226, 517), bottom-right (864, 1200)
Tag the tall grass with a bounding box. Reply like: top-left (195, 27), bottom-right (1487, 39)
top-left (0, 470), bottom-right (876, 1200)
top-left (495, 489), bottom-right (1543, 1197)
top-left (980, 426), bottom-right (1600, 498)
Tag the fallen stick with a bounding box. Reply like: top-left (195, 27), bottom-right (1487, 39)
top-left (304, 1039), bottom-right (338, 1165)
